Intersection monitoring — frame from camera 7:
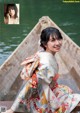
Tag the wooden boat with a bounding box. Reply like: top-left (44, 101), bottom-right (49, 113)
top-left (0, 16), bottom-right (80, 112)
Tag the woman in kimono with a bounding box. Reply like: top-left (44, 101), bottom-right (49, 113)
top-left (2, 27), bottom-right (80, 113)
top-left (4, 4), bottom-right (19, 24)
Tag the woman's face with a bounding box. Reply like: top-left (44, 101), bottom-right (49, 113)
top-left (45, 36), bottom-right (62, 55)
top-left (8, 7), bottom-right (15, 17)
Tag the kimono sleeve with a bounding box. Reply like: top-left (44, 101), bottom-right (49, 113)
top-left (37, 64), bottom-right (55, 84)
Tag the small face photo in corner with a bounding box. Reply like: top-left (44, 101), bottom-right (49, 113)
top-left (4, 4), bottom-right (20, 24)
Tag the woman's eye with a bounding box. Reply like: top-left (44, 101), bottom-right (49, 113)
top-left (51, 39), bottom-right (55, 42)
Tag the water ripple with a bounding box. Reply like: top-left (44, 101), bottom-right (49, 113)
top-left (60, 22), bottom-right (73, 26)
top-left (67, 32), bottom-right (77, 36)
top-left (0, 42), bottom-right (5, 46)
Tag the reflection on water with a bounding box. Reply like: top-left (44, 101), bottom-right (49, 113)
top-left (60, 22), bottom-right (73, 26)
top-left (0, 0), bottom-right (80, 65)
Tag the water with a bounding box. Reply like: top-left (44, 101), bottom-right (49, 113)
top-left (0, 0), bottom-right (80, 65)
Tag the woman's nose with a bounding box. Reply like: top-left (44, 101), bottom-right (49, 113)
top-left (55, 40), bottom-right (60, 45)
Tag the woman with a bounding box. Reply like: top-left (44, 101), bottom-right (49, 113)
top-left (2, 27), bottom-right (80, 113)
top-left (4, 4), bottom-right (19, 24)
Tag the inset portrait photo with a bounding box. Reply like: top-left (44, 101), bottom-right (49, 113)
top-left (4, 4), bottom-right (20, 24)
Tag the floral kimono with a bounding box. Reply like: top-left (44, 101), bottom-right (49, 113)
top-left (11, 51), bottom-right (80, 113)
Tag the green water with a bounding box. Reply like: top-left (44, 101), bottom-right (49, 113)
top-left (0, 0), bottom-right (80, 65)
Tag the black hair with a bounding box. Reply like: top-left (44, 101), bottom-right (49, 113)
top-left (40, 27), bottom-right (63, 50)
top-left (4, 4), bottom-right (18, 18)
